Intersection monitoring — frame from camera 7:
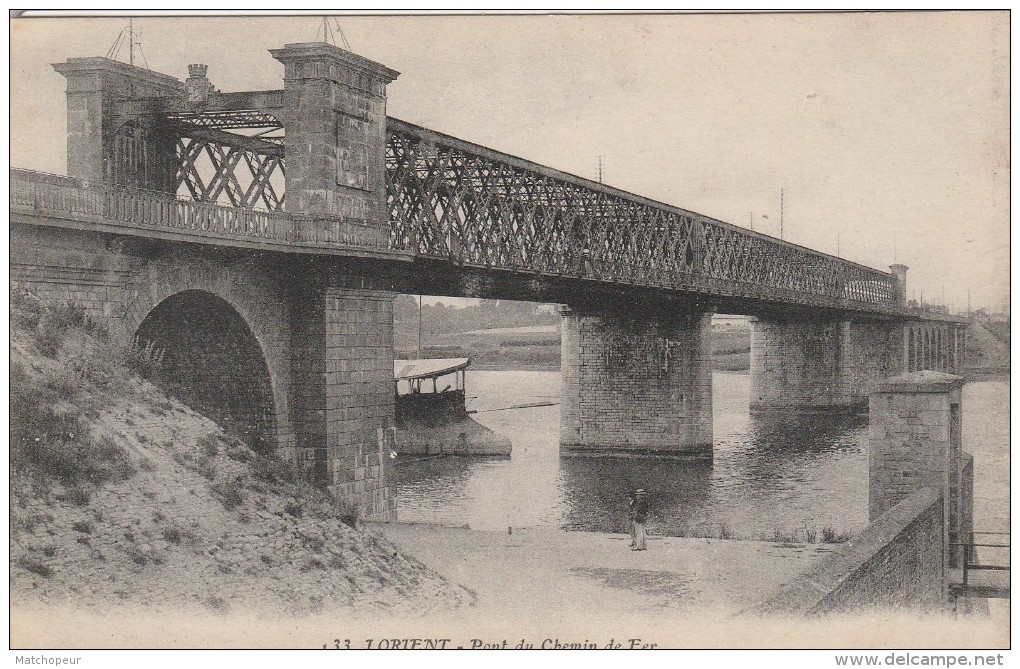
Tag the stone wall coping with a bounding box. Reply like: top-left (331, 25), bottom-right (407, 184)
top-left (52, 57), bottom-right (183, 88)
top-left (876, 370), bottom-right (965, 393)
top-left (745, 486), bottom-right (942, 616)
top-left (270, 42), bottom-right (400, 82)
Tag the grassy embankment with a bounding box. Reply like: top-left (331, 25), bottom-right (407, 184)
top-left (9, 289), bottom-right (471, 616)
top-left (964, 321), bottom-right (1010, 381)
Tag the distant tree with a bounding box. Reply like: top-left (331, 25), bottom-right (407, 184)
top-left (393, 296), bottom-right (560, 337)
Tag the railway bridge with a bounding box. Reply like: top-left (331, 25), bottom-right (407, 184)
top-left (11, 42), bottom-right (967, 519)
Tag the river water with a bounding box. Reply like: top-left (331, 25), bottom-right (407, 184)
top-left (396, 371), bottom-right (1009, 540)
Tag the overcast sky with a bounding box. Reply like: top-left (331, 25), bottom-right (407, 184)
top-left (9, 12), bottom-right (1009, 312)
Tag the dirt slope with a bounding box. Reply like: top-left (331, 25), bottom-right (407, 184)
top-left (9, 290), bottom-right (472, 618)
top-left (965, 322), bottom-right (1010, 377)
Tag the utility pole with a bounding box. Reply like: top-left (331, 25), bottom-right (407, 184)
top-left (128, 18), bottom-right (135, 67)
top-left (417, 295), bottom-right (423, 358)
top-left (836, 232), bottom-right (840, 258)
top-left (750, 211), bottom-right (754, 232)
top-left (778, 188), bottom-right (785, 241)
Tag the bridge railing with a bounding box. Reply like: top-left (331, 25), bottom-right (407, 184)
top-left (10, 168), bottom-right (390, 252)
top-left (386, 118), bottom-right (896, 308)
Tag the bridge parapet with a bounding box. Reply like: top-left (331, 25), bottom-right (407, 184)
top-left (10, 168), bottom-right (393, 254)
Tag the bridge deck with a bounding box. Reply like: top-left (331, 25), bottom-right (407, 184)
top-left (9, 166), bottom-right (965, 322)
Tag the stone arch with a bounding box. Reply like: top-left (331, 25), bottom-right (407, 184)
top-left (922, 327), bottom-right (930, 370)
top-left (936, 327), bottom-right (943, 371)
top-left (914, 327), bottom-right (921, 371)
top-left (120, 255), bottom-right (292, 453)
top-left (134, 290), bottom-right (276, 451)
top-left (940, 327), bottom-right (948, 371)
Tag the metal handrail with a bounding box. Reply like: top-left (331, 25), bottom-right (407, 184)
top-left (948, 531), bottom-right (1010, 588)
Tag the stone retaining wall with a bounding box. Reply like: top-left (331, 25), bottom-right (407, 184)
top-left (748, 486), bottom-right (945, 616)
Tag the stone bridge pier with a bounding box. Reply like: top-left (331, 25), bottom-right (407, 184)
top-left (749, 316), bottom-right (967, 413)
top-left (287, 276), bottom-right (397, 517)
top-left (749, 316), bottom-right (906, 413)
top-left (750, 264), bottom-right (966, 413)
top-left (560, 305), bottom-right (713, 459)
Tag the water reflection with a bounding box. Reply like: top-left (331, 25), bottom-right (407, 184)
top-left (719, 412), bottom-right (868, 488)
top-left (397, 371), bottom-right (1004, 539)
top-left (558, 457), bottom-right (712, 534)
top-left (747, 411), bottom-right (867, 452)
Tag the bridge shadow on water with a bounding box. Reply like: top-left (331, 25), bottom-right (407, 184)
top-left (723, 410), bottom-right (869, 479)
top-left (557, 456), bottom-right (713, 535)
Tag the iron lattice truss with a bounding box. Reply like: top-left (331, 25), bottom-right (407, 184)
top-left (160, 105), bottom-right (286, 210)
top-left (175, 135), bottom-right (284, 210)
top-left (385, 119), bottom-right (894, 306)
top-left (167, 110), bottom-right (284, 132)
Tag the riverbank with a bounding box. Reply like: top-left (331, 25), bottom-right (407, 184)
top-left (12, 521), bottom-right (1007, 648)
top-left (396, 323), bottom-right (755, 372)
top-left (374, 521), bottom-right (832, 616)
top-left (365, 521), bottom-right (1006, 648)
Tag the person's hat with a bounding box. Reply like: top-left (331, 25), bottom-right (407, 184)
top-left (635, 488), bottom-right (646, 495)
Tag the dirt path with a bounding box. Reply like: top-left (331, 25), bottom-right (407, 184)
top-left (372, 522), bottom-right (831, 617)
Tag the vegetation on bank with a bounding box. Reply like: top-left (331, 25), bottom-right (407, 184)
top-left (963, 321), bottom-right (1010, 379)
top-left (396, 316), bottom-right (754, 372)
top-left (663, 522), bottom-right (851, 544)
top-left (396, 296), bottom-right (1009, 380)
top-left (393, 294), bottom-right (558, 344)
top-left (9, 289), bottom-right (471, 615)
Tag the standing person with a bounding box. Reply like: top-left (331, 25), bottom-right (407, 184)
top-left (628, 490), bottom-right (638, 548)
top-left (630, 488), bottom-right (648, 551)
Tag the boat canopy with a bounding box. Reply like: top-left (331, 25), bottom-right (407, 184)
top-left (393, 358), bottom-right (471, 382)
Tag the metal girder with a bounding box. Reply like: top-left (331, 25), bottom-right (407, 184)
top-left (114, 89), bottom-right (285, 117)
top-left (197, 90), bottom-right (285, 112)
top-left (109, 90), bottom-right (288, 208)
top-left (176, 126), bottom-right (284, 158)
top-left (168, 109), bottom-right (283, 131)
